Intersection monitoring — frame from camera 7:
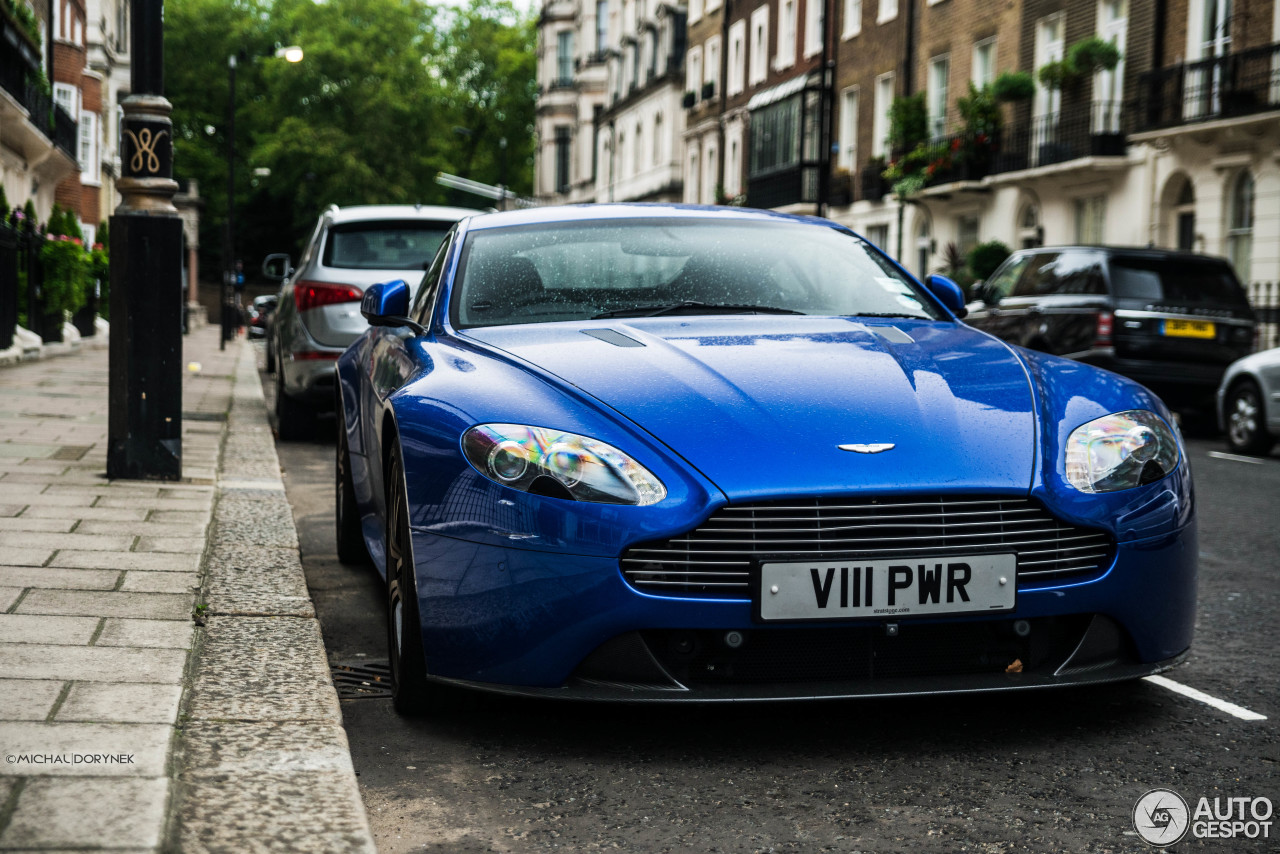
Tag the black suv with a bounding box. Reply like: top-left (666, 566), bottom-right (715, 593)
top-left (965, 247), bottom-right (1256, 415)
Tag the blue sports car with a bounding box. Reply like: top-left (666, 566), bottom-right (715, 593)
top-left (335, 204), bottom-right (1196, 713)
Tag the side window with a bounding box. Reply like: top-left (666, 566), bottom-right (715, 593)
top-left (411, 231), bottom-right (455, 326)
top-left (1051, 252), bottom-right (1105, 295)
top-left (985, 255), bottom-right (1031, 300)
top-left (1012, 252), bottom-right (1061, 296)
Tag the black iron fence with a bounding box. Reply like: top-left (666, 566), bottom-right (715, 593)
top-left (991, 100), bottom-right (1126, 175)
top-left (0, 216), bottom-right (47, 349)
top-left (0, 40), bottom-right (79, 162)
top-left (1249, 281), bottom-right (1279, 353)
top-left (1135, 42), bottom-right (1280, 132)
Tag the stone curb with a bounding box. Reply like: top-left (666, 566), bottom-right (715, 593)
top-left (167, 340), bottom-right (376, 852)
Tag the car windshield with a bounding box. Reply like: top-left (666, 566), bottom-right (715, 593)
top-left (1109, 257), bottom-right (1251, 307)
top-left (451, 218), bottom-right (941, 328)
top-left (323, 221), bottom-right (453, 270)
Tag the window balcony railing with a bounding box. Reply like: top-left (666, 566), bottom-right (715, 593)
top-left (988, 100), bottom-right (1126, 176)
top-left (0, 24), bottom-right (78, 163)
top-left (746, 163), bottom-right (821, 209)
top-left (1134, 41), bottom-right (1280, 132)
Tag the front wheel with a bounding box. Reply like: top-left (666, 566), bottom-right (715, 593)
top-left (385, 443), bottom-right (433, 714)
top-left (1225, 380), bottom-right (1275, 456)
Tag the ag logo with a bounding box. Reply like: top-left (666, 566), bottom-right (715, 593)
top-left (1133, 788), bottom-right (1190, 846)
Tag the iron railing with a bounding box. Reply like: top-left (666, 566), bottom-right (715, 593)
top-left (991, 100), bottom-right (1126, 175)
top-left (1249, 281), bottom-right (1279, 353)
top-left (0, 32), bottom-right (79, 163)
top-left (1135, 42), bottom-right (1280, 132)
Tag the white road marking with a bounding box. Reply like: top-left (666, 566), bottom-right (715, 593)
top-left (1144, 675), bottom-right (1267, 721)
top-left (1207, 451), bottom-right (1265, 465)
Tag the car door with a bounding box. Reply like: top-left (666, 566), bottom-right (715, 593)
top-left (965, 253), bottom-right (1032, 341)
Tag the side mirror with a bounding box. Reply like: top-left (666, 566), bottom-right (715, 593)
top-left (925, 274), bottom-right (968, 319)
top-left (262, 253), bottom-right (293, 282)
top-left (361, 280), bottom-right (424, 333)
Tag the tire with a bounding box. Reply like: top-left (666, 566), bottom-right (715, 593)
top-left (385, 442), bottom-right (433, 715)
top-left (335, 416), bottom-right (368, 564)
top-left (265, 331), bottom-right (276, 374)
top-left (274, 364), bottom-right (313, 440)
top-left (1225, 379), bottom-right (1276, 456)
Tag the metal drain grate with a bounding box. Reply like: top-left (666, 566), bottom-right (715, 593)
top-left (182, 411), bottom-right (228, 422)
top-left (331, 660), bottom-right (392, 699)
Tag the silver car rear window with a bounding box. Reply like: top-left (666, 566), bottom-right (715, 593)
top-left (323, 221), bottom-right (452, 271)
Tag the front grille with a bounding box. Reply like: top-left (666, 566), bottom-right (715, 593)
top-left (621, 496), bottom-right (1115, 598)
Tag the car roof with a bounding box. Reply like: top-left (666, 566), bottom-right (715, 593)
top-left (1015, 245), bottom-right (1230, 264)
top-left (460, 203), bottom-right (841, 232)
top-left (325, 204), bottom-right (481, 225)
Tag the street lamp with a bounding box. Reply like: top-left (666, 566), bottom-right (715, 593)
top-left (222, 45), bottom-right (304, 349)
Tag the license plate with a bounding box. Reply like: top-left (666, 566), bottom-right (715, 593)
top-left (757, 554), bottom-right (1017, 621)
top-left (1162, 319), bottom-right (1215, 339)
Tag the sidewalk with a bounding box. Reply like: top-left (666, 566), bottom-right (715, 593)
top-left (0, 327), bottom-right (375, 852)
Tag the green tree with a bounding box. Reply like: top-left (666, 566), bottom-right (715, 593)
top-left (166, 0), bottom-right (536, 280)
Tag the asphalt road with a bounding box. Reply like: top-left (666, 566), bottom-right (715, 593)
top-left (260, 350), bottom-right (1279, 853)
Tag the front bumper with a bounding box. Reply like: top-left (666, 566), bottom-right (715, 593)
top-left (408, 521), bottom-right (1197, 699)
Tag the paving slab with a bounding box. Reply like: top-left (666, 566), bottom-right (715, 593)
top-left (0, 614), bottom-right (100, 645)
top-left (0, 531), bottom-right (135, 552)
top-left (49, 551), bottom-right (201, 572)
top-left (0, 587), bottom-right (22, 611)
top-left (0, 679), bottom-right (65, 721)
top-left (16, 590), bottom-right (191, 621)
top-left (119, 572), bottom-right (200, 594)
top-left (0, 566), bottom-right (119, 591)
top-left (204, 544), bottom-right (314, 617)
top-left (0, 644), bottom-right (187, 683)
top-left (212, 495), bottom-right (299, 549)
top-left (95, 618), bottom-right (194, 650)
top-left (0, 777), bottom-right (169, 849)
top-left (133, 536), bottom-right (205, 554)
top-left (75, 521), bottom-right (207, 537)
top-left (0, 548), bottom-right (52, 568)
top-left (0, 517), bottom-right (75, 532)
top-left (25, 505), bottom-right (149, 522)
top-left (57, 683), bottom-right (184, 724)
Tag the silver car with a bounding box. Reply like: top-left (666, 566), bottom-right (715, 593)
top-left (1218, 345), bottom-right (1280, 456)
top-left (265, 204), bottom-right (474, 438)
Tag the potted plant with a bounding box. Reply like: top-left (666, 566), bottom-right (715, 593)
top-left (992, 71), bottom-right (1035, 103)
top-left (701, 80), bottom-right (715, 100)
top-left (682, 90), bottom-right (696, 109)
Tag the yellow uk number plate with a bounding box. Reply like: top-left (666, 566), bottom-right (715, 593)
top-left (1162, 319), bottom-right (1216, 339)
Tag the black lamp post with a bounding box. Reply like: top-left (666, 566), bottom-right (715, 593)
top-left (107, 0), bottom-right (184, 480)
top-left (221, 46), bottom-right (303, 350)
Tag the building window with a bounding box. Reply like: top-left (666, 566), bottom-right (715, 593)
top-left (749, 7), bottom-right (770, 85)
top-left (707, 0), bottom-right (722, 11)
top-left (1074, 195), bottom-right (1107, 244)
top-left (705, 143), bottom-right (718, 203)
top-left (728, 21), bottom-right (746, 95)
top-left (972, 37), bottom-right (996, 88)
top-left (928, 54), bottom-right (949, 139)
top-left (957, 215), bottom-right (979, 255)
top-left (596, 1), bottom-right (609, 54)
top-left (777, 0), bottom-right (797, 70)
top-left (727, 133), bottom-right (741, 197)
top-left (1227, 171), bottom-right (1254, 281)
top-left (838, 87), bottom-right (859, 170)
top-left (557, 31), bottom-right (575, 86)
top-left (687, 46), bottom-right (703, 99)
top-left (554, 127), bottom-right (572, 192)
top-left (79, 112), bottom-right (99, 182)
top-left (688, 149), bottom-right (700, 203)
top-left (878, 0), bottom-right (898, 24)
top-left (843, 0), bottom-right (862, 38)
top-left (635, 122), bottom-right (643, 171)
top-left (867, 224), bottom-right (890, 249)
top-left (705, 35), bottom-right (721, 93)
top-left (1033, 14), bottom-right (1065, 163)
top-left (873, 72), bottom-right (894, 157)
top-left (653, 113), bottom-right (664, 165)
top-left (53, 83), bottom-right (77, 119)
top-left (749, 95), bottom-right (801, 177)
top-left (690, 0), bottom-right (703, 24)
top-left (1094, 0), bottom-right (1127, 133)
top-left (804, 0), bottom-right (823, 58)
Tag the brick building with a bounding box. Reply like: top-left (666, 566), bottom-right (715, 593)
top-left (0, 0), bottom-right (79, 223)
top-left (49, 0), bottom-right (102, 241)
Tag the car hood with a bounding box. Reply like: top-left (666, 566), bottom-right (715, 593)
top-left (463, 317), bottom-right (1037, 500)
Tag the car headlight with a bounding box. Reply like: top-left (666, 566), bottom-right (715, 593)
top-left (462, 424), bottom-right (666, 506)
top-left (1065, 410), bottom-right (1180, 493)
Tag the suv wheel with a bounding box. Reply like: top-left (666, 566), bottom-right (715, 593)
top-left (274, 364), bottom-right (313, 440)
top-left (1225, 380), bottom-right (1275, 456)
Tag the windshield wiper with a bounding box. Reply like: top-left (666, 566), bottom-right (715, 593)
top-left (856, 312), bottom-right (930, 319)
top-left (592, 301), bottom-right (806, 319)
